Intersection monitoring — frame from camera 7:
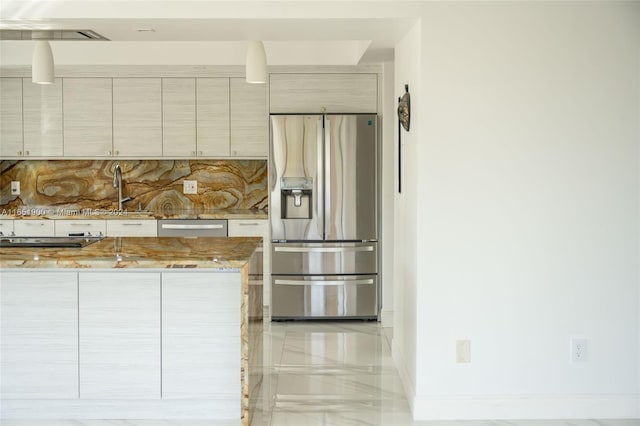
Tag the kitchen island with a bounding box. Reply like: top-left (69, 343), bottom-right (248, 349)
top-left (0, 236), bottom-right (263, 426)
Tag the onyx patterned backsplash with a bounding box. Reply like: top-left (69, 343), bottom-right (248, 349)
top-left (0, 160), bottom-right (268, 212)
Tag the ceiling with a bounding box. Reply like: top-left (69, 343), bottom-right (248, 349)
top-left (0, 1), bottom-right (418, 66)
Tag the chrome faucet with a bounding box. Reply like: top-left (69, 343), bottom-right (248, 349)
top-left (113, 164), bottom-right (132, 210)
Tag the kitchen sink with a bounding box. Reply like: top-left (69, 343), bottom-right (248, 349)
top-left (0, 236), bottom-right (104, 248)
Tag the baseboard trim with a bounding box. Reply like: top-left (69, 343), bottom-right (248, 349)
top-left (380, 309), bottom-right (393, 327)
top-left (0, 398), bottom-right (239, 419)
top-left (391, 338), bottom-right (415, 414)
top-left (412, 394), bottom-right (640, 420)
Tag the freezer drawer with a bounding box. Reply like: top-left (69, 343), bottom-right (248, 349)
top-left (271, 275), bottom-right (377, 319)
top-left (271, 242), bottom-right (377, 275)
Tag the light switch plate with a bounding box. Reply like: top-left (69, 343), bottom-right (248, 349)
top-left (456, 339), bottom-right (471, 363)
top-left (11, 181), bottom-right (20, 195)
top-left (183, 180), bottom-right (197, 194)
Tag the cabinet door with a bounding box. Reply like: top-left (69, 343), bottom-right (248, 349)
top-left (79, 272), bottom-right (161, 399)
top-left (106, 219), bottom-right (157, 237)
top-left (23, 77), bottom-right (63, 157)
top-left (0, 219), bottom-right (14, 235)
top-left (228, 219), bottom-right (271, 306)
top-left (162, 78), bottom-right (196, 157)
top-left (0, 272), bottom-right (78, 399)
top-left (13, 219), bottom-right (55, 236)
top-left (113, 78), bottom-right (162, 157)
top-left (0, 78), bottom-right (23, 157)
top-left (162, 272), bottom-right (241, 400)
top-left (269, 73), bottom-right (378, 113)
top-left (196, 78), bottom-right (230, 156)
top-left (64, 78), bottom-right (113, 157)
top-left (230, 78), bottom-right (268, 157)
top-left (55, 219), bottom-right (106, 237)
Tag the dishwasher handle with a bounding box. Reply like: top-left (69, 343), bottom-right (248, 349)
top-left (161, 224), bottom-right (224, 230)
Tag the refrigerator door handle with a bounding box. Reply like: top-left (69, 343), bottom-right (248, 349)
top-left (274, 246), bottom-right (374, 253)
top-left (274, 279), bottom-right (375, 286)
top-left (324, 117), bottom-right (331, 238)
top-left (317, 116), bottom-right (324, 238)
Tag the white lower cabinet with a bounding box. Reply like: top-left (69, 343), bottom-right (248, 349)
top-left (0, 272), bottom-right (79, 399)
top-left (106, 219), bottom-right (157, 237)
top-left (55, 219), bottom-right (106, 237)
top-left (0, 219), bottom-right (14, 235)
top-left (13, 220), bottom-right (55, 236)
top-left (79, 272), bottom-right (161, 399)
top-left (228, 219), bottom-right (271, 306)
top-left (161, 272), bottom-right (241, 400)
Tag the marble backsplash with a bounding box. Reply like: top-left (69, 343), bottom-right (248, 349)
top-left (0, 160), bottom-right (268, 212)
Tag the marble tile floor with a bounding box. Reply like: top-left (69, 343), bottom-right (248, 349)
top-left (3, 321), bottom-right (638, 426)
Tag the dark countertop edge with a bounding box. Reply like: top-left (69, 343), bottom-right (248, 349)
top-left (0, 236), bottom-right (262, 270)
top-left (1, 209), bottom-right (269, 220)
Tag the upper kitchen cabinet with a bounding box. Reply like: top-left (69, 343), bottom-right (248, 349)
top-left (162, 78), bottom-right (196, 157)
top-left (196, 78), bottom-right (230, 157)
top-left (0, 78), bottom-right (23, 158)
top-left (269, 73), bottom-right (377, 114)
top-left (229, 78), bottom-right (268, 157)
top-left (63, 78), bottom-right (113, 157)
top-left (113, 78), bottom-right (162, 157)
top-left (22, 78), bottom-right (63, 157)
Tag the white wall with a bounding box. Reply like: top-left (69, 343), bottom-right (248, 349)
top-left (392, 20), bottom-right (421, 413)
top-left (412, 1), bottom-right (640, 419)
top-left (380, 59), bottom-right (395, 326)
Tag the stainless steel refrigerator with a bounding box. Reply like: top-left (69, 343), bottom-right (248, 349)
top-left (270, 114), bottom-right (378, 320)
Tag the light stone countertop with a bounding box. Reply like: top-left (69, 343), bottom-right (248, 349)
top-left (0, 236), bottom-right (262, 269)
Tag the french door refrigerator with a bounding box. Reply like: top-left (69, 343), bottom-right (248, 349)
top-left (270, 114), bottom-right (378, 320)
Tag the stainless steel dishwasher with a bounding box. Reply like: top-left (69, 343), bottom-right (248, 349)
top-left (157, 219), bottom-right (228, 237)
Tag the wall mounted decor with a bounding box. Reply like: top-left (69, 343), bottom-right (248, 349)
top-left (397, 84), bottom-right (410, 193)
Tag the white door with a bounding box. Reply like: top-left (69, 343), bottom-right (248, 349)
top-left (161, 272), bottom-right (241, 400)
top-left (79, 272), bottom-right (161, 399)
top-left (0, 272), bottom-right (78, 399)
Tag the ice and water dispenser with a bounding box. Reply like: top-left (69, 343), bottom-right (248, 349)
top-left (280, 177), bottom-right (312, 219)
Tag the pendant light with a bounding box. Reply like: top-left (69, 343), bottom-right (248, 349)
top-left (245, 41), bottom-right (267, 84)
top-left (32, 39), bottom-right (54, 84)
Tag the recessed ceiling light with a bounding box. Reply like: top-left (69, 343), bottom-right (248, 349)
top-left (135, 28), bottom-right (155, 33)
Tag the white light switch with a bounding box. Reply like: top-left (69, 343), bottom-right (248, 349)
top-left (456, 339), bottom-right (471, 363)
top-left (11, 181), bottom-right (20, 195)
top-left (183, 180), bottom-right (197, 194)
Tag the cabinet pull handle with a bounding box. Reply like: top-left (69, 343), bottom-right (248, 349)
top-left (115, 150), bottom-right (119, 156)
top-left (198, 150), bottom-right (203, 156)
top-left (274, 279), bottom-right (374, 286)
top-left (161, 224), bottom-right (224, 230)
top-left (274, 246), bottom-right (374, 253)
top-left (121, 223), bottom-right (143, 226)
top-left (238, 222), bottom-right (259, 226)
top-left (25, 150), bottom-right (29, 156)
top-left (18, 150), bottom-right (22, 155)
top-left (69, 223), bottom-right (94, 226)
top-left (108, 150), bottom-right (112, 156)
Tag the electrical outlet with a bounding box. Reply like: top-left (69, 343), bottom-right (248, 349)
top-left (571, 338), bottom-right (588, 363)
top-left (11, 181), bottom-right (20, 195)
top-left (183, 180), bottom-right (197, 194)
top-left (456, 339), bottom-right (471, 363)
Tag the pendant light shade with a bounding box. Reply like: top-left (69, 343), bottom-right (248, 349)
top-left (245, 41), bottom-right (267, 84)
top-left (32, 40), bottom-right (54, 84)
